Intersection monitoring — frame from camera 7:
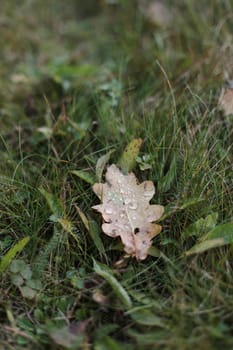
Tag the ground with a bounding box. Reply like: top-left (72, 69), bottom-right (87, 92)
top-left (0, 1), bottom-right (232, 349)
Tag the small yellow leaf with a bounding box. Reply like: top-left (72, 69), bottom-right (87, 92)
top-left (118, 138), bottom-right (143, 174)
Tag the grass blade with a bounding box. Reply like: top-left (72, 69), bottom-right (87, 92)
top-left (39, 188), bottom-right (63, 218)
top-left (96, 150), bottom-right (115, 182)
top-left (71, 170), bottom-right (96, 185)
top-left (186, 223), bottom-right (233, 255)
top-left (76, 206), bottom-right (105, 256)
top-left (93, 259), bottom-right (132, 309)
top-left (0, 237), bottom-right (30, 274)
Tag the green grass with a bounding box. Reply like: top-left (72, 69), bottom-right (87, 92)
top-left (0, 0), bottom-right (233, 349)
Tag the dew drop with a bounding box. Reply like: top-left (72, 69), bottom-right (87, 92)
top-left (105, 208), bottom-right (113, 215)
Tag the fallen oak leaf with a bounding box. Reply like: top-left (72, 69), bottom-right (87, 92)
top-left (92, 164), bottom-right (164, 260)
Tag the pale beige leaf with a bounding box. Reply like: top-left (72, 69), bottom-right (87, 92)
top-left (92, 288), bottom-right (108, 305)
top-left (218, 87), bottom-right (233, 116)
top-left (92, 164), bottom-right (164, 260)
top-left (140, 1), bottom-right (172, 27)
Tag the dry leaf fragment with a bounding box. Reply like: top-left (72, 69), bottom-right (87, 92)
top-left (92, 288), bottom-right (108, 305)
top-left (92, 164), bottom-right (164, 260)
top-left (140, 1), bottom-right (172, 27)
top-left (218, 86), bottom-right (233, 116)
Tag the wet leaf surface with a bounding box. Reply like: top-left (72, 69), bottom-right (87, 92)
top-left (92, 164), bottom-right (164, 260)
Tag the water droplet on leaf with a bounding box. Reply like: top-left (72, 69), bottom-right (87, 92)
top-left (105, 208), bottom-right (113, 214)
